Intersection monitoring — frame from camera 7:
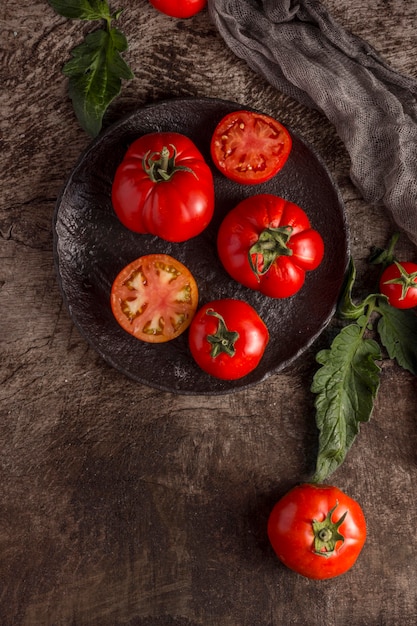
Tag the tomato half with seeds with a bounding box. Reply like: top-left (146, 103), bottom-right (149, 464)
top-left (188, 298), bottom-right (269, 380)
top-left (110, 254), bottom-right (198, 343)
top-left (112, 132), bottom-right (214, 242)
top-left (217, 194), bottom-right (324, 298)
top-left (379, 261), bottom-right (417, 309)
top-left (210, 110), bottom-right (292, 184)
top-left (149, 0), bottom-right (206, 18)
top-left (267, 484), bottom-right (367, 580)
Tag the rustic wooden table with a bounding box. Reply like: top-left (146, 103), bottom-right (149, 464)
top-left (2, 1), bottom-right (417, 624)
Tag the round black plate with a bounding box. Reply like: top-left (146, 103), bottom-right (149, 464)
top-left (53, 97), bottom-right (349, 395)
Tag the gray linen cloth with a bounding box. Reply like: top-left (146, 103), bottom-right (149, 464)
top-left (208, 0), bottom-right (417, 247)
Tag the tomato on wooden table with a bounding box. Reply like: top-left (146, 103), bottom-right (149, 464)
top-left (112, 132), bottom-right (214, 242)
top-left (217, 194), bottom-right (324, 298)
top-left (188, 299), bottom-right (269, 380)
top-left (111, 254), bottom-right (199, 343)
top-left (379, 261), bottom-right (417, 309)
top-left (210, 110), bottom-right (292, 184)
top-left (267, 483), bottom-right (367, 580)
top-left (149, 0), bottom-right (207, 18)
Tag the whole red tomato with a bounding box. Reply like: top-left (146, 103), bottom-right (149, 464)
top-left (149, 0), bottom-right (207, 18)
top-left (379, 261), bottom-right (417, 309)
top-left (217, 194), bottom-right (324, 298)
top-left (188, 299), bottom-right (269, 380)
top-left (210, 110), bottom-right (292, 185)
top-left (112, 132), bottom-right (214, 242)
top-left (268, 484), bottom-right (367, 580)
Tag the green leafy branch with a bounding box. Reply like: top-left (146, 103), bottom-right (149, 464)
top-left (48, 0), bottom-right (134, 136)
top-left (311, 234), bottom-right (417, 483)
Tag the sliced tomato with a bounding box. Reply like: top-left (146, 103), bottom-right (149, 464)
top-left (110, 254), bottom-right (198, 343)
top-left (210, 110), bottom-right (292, 185)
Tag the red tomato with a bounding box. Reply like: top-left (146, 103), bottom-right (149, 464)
top-left (268, 484), bottom-right (367, 580)
top-left (217, 194), bottom-right (324, 298)
top-left (379, 261), bottom-right (417, 309)
top-left (149, 0), bottom-right (207, 18)
top-left (210, 110), bottom-right (292, 184)
top-left (112, 132), bottom-right (214, 242)
top-left (188, 299), bottom-right (269, 380)
top-left (110, 254), bottom-right (199, 343)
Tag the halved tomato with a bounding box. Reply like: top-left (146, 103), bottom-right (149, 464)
top-left (210, 110), bottom-right (292, 185)
top-left (110, 254), bottom-right (198, 343)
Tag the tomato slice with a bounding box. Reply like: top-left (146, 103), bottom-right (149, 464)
top-left (210, 110), bottom-right (292, 185)
top-left (110, 254), bottom-right (198, 343)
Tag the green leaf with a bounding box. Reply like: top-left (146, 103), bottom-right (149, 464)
top-left (338, 257), bottom-right (380, 322)
top-left (337, 258), bottom-right (366, 320)
top-left (63, 27), bottom-right (134, 136)
top-left (377, 299), bottom-right (417, 375)
top-left (368, 232), bottom-right (400, 268)
top-left (48, 0), bottom-right (111, 20)
top-left (311, 324), bottom-right (381, 483)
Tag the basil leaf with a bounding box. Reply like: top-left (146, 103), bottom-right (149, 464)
top-left (377, 299), bottom-right (417, 375)
top-left (48, 0), bottom-right (111, 20)
top-left (63, 27), bottom-right (134, 136)
top-left (311, 324), bottom-right (381, 482)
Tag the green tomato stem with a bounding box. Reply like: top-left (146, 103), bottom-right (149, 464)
top-left (205, 309), bottom-right (239, 358)
top-left (312, 502), bottom-right (347, 557)
top-left (143, 144), bottom-right (196, 183)
top-left (248, 225), bottom-right (293, 277)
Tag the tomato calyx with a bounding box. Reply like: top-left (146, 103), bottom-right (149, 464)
top-left (143, 144), bottom-right (196, 182)
top-left (312, 502), bottom-right (348, 558)
top-left (381, 260), bottom-right (417, 301)
top-left (249, 225), bottom-right (294, 277)
top-left (206, 309), bottom-right (239, 357)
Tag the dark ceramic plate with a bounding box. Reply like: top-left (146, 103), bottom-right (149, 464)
top-left (53, 97), bottom-right (349, 395)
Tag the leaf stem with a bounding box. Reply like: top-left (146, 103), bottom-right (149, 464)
top-left (358, 296), bottom-right (378, 338)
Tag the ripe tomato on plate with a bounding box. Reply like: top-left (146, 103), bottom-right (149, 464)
top-left (217, 194), bottom-right (324, 298)
top-left (379, 261), bottom-right (417, 309)
top-left (210, 110), bottom-right (292, 185)
top-left (267, 483), bottom-right (367, 580)
top-left (110, 254), bottom-right (199, 343)
top-left (188, 298), bottom-right (269, 380)
top-left (149, 0), bottom-right (207, 18)
top-left (112, 132), bottom-right (214, 242)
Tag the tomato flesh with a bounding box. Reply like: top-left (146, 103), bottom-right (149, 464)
top-left (111, 254), bottom-right (198, 343)
top-left (267, 484), bottom-right (367, 580)
top-left (210, 110), bottom-right (292, 184)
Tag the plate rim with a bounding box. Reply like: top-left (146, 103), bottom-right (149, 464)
top-left (53, 96), bottom-right (350, 395)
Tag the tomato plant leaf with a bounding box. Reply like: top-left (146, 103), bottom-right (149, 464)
top-left (311, 324), bottom-right (381, 483)
top-left (377, 299), bottom-right (417, 375)
top-left (48, 0), bottom-right (133, 136)
top-left (337, 258), bottom-right (364, 320)
top-left (368, 232), bottom-right (400, 267)
top-left (62, 27), bottom-right (133, 136)
top-left (48, 0), bottom-right (112, 21)
top-left (338, 258), bottom-right (380, 321)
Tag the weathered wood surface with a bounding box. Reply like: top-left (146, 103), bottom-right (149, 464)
top-left (1, 1), bottom-right (417, 624)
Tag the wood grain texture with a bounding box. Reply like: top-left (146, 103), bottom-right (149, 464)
top-left (1, 1), bottom-right (417, 624)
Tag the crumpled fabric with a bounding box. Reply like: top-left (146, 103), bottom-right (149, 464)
top-left (208, 0), bottom-right (417, 246)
